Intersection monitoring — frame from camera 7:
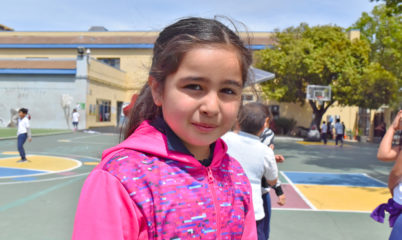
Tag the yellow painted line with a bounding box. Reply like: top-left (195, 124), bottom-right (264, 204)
top-left (0, 155), bottom-right (80, 172)
top-left (296, 141), bottom-right (349, 147)
top-left (296, 184), bottom-right (391, 212)
top-left (84, 162), bottom-right (98, 166)
top-left (2, 151), bottom-right (19, 155)
top-left (58, 139), bottom-right (71, 143)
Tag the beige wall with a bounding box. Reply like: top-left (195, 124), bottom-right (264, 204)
top-left (0, 48), bottom-right (152, 93)
top-left (264, 100), bottom-right (313, 127)
top-left (263, 97), bottom-right (360, 133)
top-left (88, 58), bottom-right (128, 89)
top-left (322, 104), bottom-right (359, 134)
top-left (85, 58), bottom-right (128, 128)
top-left (86, 81), bottom-right (126, 128)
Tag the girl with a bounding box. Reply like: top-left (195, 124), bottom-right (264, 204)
top-left (371, 110), bottom-right (402, 240)
top-left (73, 17), bottom-right (257, 239)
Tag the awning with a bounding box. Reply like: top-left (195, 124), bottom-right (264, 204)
top-left (246, 67), bottom-right (275, 86)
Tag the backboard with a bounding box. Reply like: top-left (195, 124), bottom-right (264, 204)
top-left (306, 85), bottom-right (331, 102)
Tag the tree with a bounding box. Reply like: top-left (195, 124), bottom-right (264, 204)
top-left (354, 63), bottom-right (398, 109)
top-left (370, 0), bottom-right (401, 15)
top-left (255, 24), bottom-right (397, 128)
top-left (351, 4), bottom-right (401, 96)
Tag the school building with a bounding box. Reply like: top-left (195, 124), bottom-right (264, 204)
top-left (0, 28), bottom-right (275, 130)
top-left (0, 27), bottom-right (393, 141)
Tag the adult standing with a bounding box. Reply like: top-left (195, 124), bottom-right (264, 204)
top-left (334, 119), bottom-right (344, 147)
top-left (342, 122), bottom-right (346, 139)
top-left (321, 121), bottom-right (328, 144)
top-left (327, 118), bottom-right (334, 140)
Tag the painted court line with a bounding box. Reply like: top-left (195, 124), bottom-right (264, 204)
top-left (280, 171), bottom-right (317, 210)
top-left (284, 170), bottom-right (368, 175)
top-left (286, 183), bottom-right (387, 188)
top-left (282, 171), bottom-right (386, 187)
top-left (0, 155), bottom-right (83, 179)
top-left (362, 173), bottom-right (387, 185)
top-left (0, 176), bottom-right (85, 212)
top-left (0, 166), bottom-right (53, 179)
top-left (272, 208), bottom-right (372, 213)
top-left (57, 134), bottom-right (104, 141)
top-left (0, 151), bottom-right (101, 162)
top-left (0, 172), bottom-right (90, 185)
top-left (0, 152), bottom-right (97, 183)
top-left (58, 141), bottom-right (113, 145)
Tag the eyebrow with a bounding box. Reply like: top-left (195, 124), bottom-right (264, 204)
top-left (180, 77), bottom-right (242, 88)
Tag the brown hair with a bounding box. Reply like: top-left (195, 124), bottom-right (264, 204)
top-left (123, 17), bottom-right (252, 139)
top-left (238, 102), bottom-right (268, 135)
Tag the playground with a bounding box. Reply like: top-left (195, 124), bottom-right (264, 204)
top-left (0, 131), bottom-right (394, 240)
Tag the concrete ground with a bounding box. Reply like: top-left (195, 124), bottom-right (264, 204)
top-left (269, 138), bottom-right (392, 239)
top-left (0, 132), bottom-right (394, 240)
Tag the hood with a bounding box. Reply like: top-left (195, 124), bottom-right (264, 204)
top-left (100, 121), bottom-right (228, 168)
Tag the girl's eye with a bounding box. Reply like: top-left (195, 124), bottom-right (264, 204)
top-left (221, 88), bottom-right (237, 95)
top-left (184, 84), bottom-right (202, 91)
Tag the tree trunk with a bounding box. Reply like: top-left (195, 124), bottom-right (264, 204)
top-left (308, 100), bottom-right (334, 131)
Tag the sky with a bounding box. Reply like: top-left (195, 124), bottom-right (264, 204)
top-left (1, 0), bottom-right (380, 32)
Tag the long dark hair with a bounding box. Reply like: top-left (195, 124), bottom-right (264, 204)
top-left (123, 17), bottom-right (252, 139)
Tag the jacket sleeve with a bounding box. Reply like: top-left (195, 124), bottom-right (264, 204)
top-left (241, 180), bottom-right (258, 240)
top-left (72, 169), bottom-right (148, 240)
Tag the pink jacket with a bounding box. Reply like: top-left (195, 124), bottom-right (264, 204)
top-left (73, 121), bottom-right (257, 239)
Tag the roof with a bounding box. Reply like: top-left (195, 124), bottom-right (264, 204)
top-left (0, 59), bottom-right (76, 69)
top-left (246, 67), bottom-right (275, 86)
top-left (0, 59), bottom-right (76, 75)
top-left (0, 24), bottom-right (13, 31)
top-left (0, 31), bottom-right (275, 49)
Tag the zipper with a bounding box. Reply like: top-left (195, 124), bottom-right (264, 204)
top-left (207, 167), bottom-right (221, 239)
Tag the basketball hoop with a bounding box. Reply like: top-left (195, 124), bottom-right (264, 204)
top-left (317, 96), bottom-right (324, 105)
top-left (306, 85), bottom-right (331, 103)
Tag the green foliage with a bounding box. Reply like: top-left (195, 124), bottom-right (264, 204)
top-left (355, 63), bottom-right (398, 108)
top-left (351, 4), bottom-right (401, 84)
top-left (255, 24), bottom-right (371, 107)
top-left (256, 20), bottom-right (399, 115)
top-left (370, 0), bottom-right (401, 15)
top-left (273, 117), bottom-right (297, 135)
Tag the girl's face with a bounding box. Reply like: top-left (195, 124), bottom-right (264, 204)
top-left (150, 45), bottom-right (243, 159)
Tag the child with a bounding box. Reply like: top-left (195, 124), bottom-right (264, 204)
top-left (371, 110), bottom-right (402, 240)
top-left (222, 102), bottom-right (279, 240)
top-left (72, 108), bottom-right (80, 132)
top-left (259, 105), bottom-right (286, 240)
top-left (16, 108), bottom-right (31, 162)
top-left (73, 17), bottom-right (257, 239)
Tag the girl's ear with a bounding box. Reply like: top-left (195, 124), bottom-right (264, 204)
top-left (148, 76), bottom-right (163, 106)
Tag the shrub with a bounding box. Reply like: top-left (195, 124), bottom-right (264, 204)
top-left (273, 117), bottom-right (297, 135)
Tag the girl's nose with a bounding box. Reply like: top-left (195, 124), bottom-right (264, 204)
top-left (200, 93), bottom-right (220, 117)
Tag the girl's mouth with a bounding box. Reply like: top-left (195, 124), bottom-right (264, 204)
top-left (192, 122), bottom-right (217, 133)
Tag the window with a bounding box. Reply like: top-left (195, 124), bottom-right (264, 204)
top-left (97, 58), bottom-right (120, 69)
top-left (269, 105), bottom-right (280, 119)
top-left (96, 99), bottom-right (111, 122)
top-left (358, 108), bottom-right (371, 136)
